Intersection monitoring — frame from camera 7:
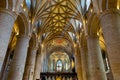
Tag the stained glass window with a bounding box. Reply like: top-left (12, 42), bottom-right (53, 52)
top-left (56, 60), bottom-right (62, 71)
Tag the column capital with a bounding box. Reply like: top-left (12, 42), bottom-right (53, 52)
top-left (86, 34), bottom-right (99, 39)
top-left (100, 9), bottom-right (120, 19)
top-left (29, 46), bottom-right (38, 51)
top-left (0, 8), bottom-right (17, 20)
top-left (17, 34), bottom-right (31, 40)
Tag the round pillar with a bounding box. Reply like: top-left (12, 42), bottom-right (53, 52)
top-left (74, 45), bottom-right (83, 80)
top-left (7, 35), bottom-right (30, 80)
top-left (23, 47), bottom-right (38, 80)
top-left (87, 35), bottom-right (107, 80)
top-left (80, 46), bottom-right (88, 80)
top-left (33, 53), bottom-right (44, 80)
top-left (100, 9), bottom-right (120, 80)
top-left (0, 8), bottom-right (17, 74)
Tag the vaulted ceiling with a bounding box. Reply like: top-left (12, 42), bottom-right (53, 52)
top-left (21, 0), bottom-right (91, 55)
top-left (11, 0), bottom-right (120, 57)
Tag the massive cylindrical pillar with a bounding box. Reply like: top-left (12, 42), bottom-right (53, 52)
top-left (33, 53), bottom-right (44, 80)
top-left (23, 47), bottom-right (38, 80)
top-left (7, 35), bottom-right (30, 80)
top-left (87, 35), bottom-right (107, 80)
top-left (0, 9), bottom-right (16, 75)
top-left (80, 46), bottom-right (88, 80)
top-left (100, 9), bottom-right (120, 80)
top-left (75, 44), bottom-right (83, 80)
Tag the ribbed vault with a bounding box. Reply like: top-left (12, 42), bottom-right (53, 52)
top-left (29, 0), bottom-right (91, 55)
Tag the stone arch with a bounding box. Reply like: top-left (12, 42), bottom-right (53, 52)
top-left (47, 46), bottom-right (72, 58)
top-left (40, 37), bottom-right (74, 55)
top-left (87, 13), bottom-right (100, 36)
top-left (8, 0), bottom-right (24, 11)
top-left (29, 33), bottom-right (38, 48)
top-left (0, 0), bottom-right (17, 10)
top-left (15, 12), bottom-right (30, 36)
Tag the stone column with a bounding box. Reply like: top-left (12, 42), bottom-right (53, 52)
top-left (80, 46), bottom-right (88, 80)
top-left (100, 9), bottom-right (120, 80)
top-left (75, 54), bottom-right (83, 80)
top-left (87, 35), bottom-right (107, 80)
top-left (75, 45), bottom-right (83, 80)
top-left (23, 47), bottom-right (38, 80)
top-left (33, 53), bottom-right (44, 80)
top-left (7, 35), bottom-right (30, 80)
top-left (0, 8), bottom-right (17, 74)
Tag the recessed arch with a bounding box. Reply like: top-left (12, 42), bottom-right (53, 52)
top-left (15, 12), bottom-right (30, 36)
top-left (87, 13), bottom-right (100, 36)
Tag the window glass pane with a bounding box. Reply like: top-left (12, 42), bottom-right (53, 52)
top-left (57, 60), bottom-right (62, 71)
top-left (26, 0), bottom-right (31, 9)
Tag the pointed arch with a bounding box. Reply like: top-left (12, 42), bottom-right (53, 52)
top-left (87, 13), bottom-right (100, 36)
top-left (15, 12), bottom-right (30, 36)
top-left (29, 32), bottom-right (38, 48)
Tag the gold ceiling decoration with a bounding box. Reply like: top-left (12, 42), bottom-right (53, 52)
top-left (28, 0), bottom-right (91, 53)
top-left (19, 0), bottom-right (91, 53)
top-left (33, 0), bottom-right (89, 39)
